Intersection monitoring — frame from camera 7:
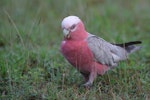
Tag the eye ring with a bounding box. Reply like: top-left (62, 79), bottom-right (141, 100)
top-left (70, 24), bottom-right (76, 30)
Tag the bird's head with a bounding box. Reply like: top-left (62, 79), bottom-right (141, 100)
top-left (61, 16), bottom-right (87, 40)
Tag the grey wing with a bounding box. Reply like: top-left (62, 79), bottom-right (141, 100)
top-left (86, 33), bottom-right (128, 67)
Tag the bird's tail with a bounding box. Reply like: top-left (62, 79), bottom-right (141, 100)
top-left (114, 41), bottom-right (142, 54)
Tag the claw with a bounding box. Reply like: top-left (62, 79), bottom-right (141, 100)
top-left (83, 82), bottom-right (92, 88)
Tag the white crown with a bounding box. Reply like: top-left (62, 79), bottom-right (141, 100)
top-left (61, 16), bottom-right (81, 28)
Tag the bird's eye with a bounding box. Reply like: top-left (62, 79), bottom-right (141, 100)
top-left (70, 24), bottom-right (76, 30)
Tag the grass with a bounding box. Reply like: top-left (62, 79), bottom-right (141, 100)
top-left (0, 0), bottom-right (150, 99)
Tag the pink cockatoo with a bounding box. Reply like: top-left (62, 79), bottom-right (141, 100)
top-left (60, 16), bottom-right (141, 87)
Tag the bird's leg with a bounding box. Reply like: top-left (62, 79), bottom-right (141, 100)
top-left (81, 72), bottom-right (89, 82)
top-left (83, 71), bottom-right (97, 88)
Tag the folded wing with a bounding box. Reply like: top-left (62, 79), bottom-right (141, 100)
top-left (87, 33), bottom-right (128, 68)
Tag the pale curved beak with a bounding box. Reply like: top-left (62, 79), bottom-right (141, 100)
top-left (63, 29), bottom-right (70, 38)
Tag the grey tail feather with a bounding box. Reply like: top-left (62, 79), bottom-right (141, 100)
top-left (125, 45), bottom-right (142, 53)
top-left (113, 41), bottom-right (142, 53)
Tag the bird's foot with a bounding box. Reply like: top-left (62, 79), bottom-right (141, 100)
top-left (83, 82), bottom-right (92, 88)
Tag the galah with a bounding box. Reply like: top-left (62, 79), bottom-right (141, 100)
top-left (60, 16), bottom-right (142, 87)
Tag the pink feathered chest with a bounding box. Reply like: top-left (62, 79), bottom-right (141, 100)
top-left (60, 40), bottom-right (94, 68)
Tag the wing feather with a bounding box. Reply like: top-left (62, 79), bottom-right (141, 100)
top-left (86, 33), bottom-right (128, 67)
